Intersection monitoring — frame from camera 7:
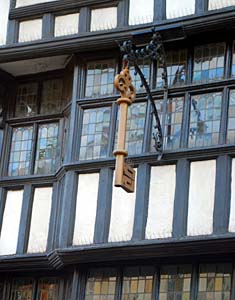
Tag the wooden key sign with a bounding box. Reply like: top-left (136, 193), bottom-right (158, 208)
top-left (113, 67), bottom-right (136, 193)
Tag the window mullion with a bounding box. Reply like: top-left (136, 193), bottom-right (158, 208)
top-left (31, 123), bottom-right (38, 175)
top-left (190, 264), bottom-right (199, 300)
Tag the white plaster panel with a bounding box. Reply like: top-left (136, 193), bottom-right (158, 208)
top-left (166, 0), bottom-right (195, 19)
top-left (16, 0), bottom-right (56, 7)
top-left (209, 0), bottom-right (235, 10)
top-left (0, 190), bottom-right (23, 255)
top-left (0, 0), bottom-right (11, 45)
top-left (146, 165), bottom-right (176, 239)
top-left (187, 160), bottom-right (216, 236)
top-left (27, 187), bottom-right (52, 253)
top-left (108, 170), bottom-right (137, 242)
top-left (129, 0), bottom-right (154, 25)
top-left (229, 159), bottom-right (235, 232)
top-left (73, 173), bottom-right (99, 245)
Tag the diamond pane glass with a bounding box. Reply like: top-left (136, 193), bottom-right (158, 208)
top-left (193, 43), bottom-right (225, 83)
top-left (90, 7), bottom-right (117, 31)
top-left (122, 266), bottom-right (154, 300)
top-left (80, 107), bottom-right (111, 160)
top-left (157, 49), bottom-right (187, 89)
top-left (8, 126), bottom-right (33, 176)
top-left (85, 269), bottom-right (117, 300)
top-left (18, 19), bottom-right (42, 43)
top-left (40, 79), bottom-right (63, 114)
top-left (209, 0), bottom-right (235, 10)
top-left (232, 41), bottom-right (235, 77)
top-left (129, 59), bottom-right (151, 92)
top-left (36, 278), bottom-right (59, 300)
top-left (15, 83), bottom-right (38, 117)
top-left (188, 92), bottom-right (222, 148)
top-left (115, 102), bottom-right (147, 155)
top-left (151, 98), bottom-right (183, 151)
top-left (198, 264), bottom-right (232, 300)
top-left (10, 279), bottom-right (33, 300)
top-left (54, 13), bottom-right (79, 37)
top-left (85, 61), bottom-right (115, 98)
top-left (227, 90), bottom-right (235, 144)
top-left (34, 123), bottom-right (59, 174)
top-left (166, 0), bottom-right (195, 18)
top-left (129, 0), bottom-right (154, 25)
top-left (159, 265), bottom-right (192, 300)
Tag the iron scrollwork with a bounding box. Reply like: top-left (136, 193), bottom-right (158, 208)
top-left (119, 30), bottom-right (168, 159)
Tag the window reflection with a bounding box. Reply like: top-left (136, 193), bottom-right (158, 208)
top-left (129, 59), bottom-right (151, 92)
top-left (189, 92), bottom-right (222, 148)
top-left (159, 265), bottom-right (192, 300)
top-left (80, 107), bottom-right (111, 160)
top-left (129, 0), bottom-right (154, 25)
top-left (227, 90), bottom-right (235, 144)
top-left (151, 98), bottom-right (183, 152)
top-left (198, 264), bottom-right (232, 300)
top-left (8, 126), bottom-right (33, 176)
top-left (15, 83), bottom-right (38, 117)
top-left (40, 79), bottom-right (63, 114)
top-left (34, 123), bottom-right (59, 174)
top-left (85, 269), bottom-right (117, 300)
top-left (122, 266), bottom-right (154, 300)
top-left (115, 102), bottom-right (147, 156)
top-left (232, 41), bottom-right (235, 77)
top-left (209, 0), bottom-right (235, 10)
top-left (193, 43), bottom-right (225, 83)
top-left (85, 61), bottom-right (115, 98)
top-left (36, 278), bottom-right (59, 300)
top-left (166, 0), bottom-right (195, 18)
top-left (157, 49), bottom-right (187, 89)
top-left (10, 279), bottom-right (33, 300)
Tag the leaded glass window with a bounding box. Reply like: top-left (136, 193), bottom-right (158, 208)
top-left (90, 7), bottom-right (117, 31)
top-left (40, 79), bottom-right (63, 114)
top-left (159, 265), bottom-right (191, 300)
top-left (227, 89), bottom-right (235, 144)
top-left (85, 269), bottom-right (117, 300)
top-left (18, 19), bottom-right (42, 43)
top-left (151, 97), bottom-right (183, 151)
top-left (34, 123), bottom-right (59, 174)
top-left (209, 0), bottom-right (235, 10)
top-left (10, 279), bottom-right (33, 300)
top-left (198, 264), bottom-right (232, 300)
top-left (166, 0), bottom-right (195, 19)
top-left (157, 49), bottom-right (187, 89)
top-left (54, 13), bottom-right (79, 37)
top-left (115, 102), bottom-right (147, 156)
top-left (122, 266), bottom-right (154, 300)
top-left (188, 92), bottom-right (222, 148)
top-left (15, 83), bottom-right (38, 117)
top-left (129, 59), bottom-right (151, 92)
top-left (8, 126), bottom-right (33, 176)
top-left (193, 43), bottom-right (225, 83)
top-left (85, 61), bottom-right (115, 98)
top-left (232, 41), bottom-right (235, 77)
top-left (129, 0), bottom-right (154, 25)
top-left (36, 278), bottom-right (59, 300)
top-left (79, 107), bottom-right (111, 160)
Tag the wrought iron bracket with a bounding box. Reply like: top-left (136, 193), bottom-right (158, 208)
top-left (119, 29), bottom-right (168, 159)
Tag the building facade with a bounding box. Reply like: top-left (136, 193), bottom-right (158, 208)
top-left (0, 0), bottom-right (235, 299)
